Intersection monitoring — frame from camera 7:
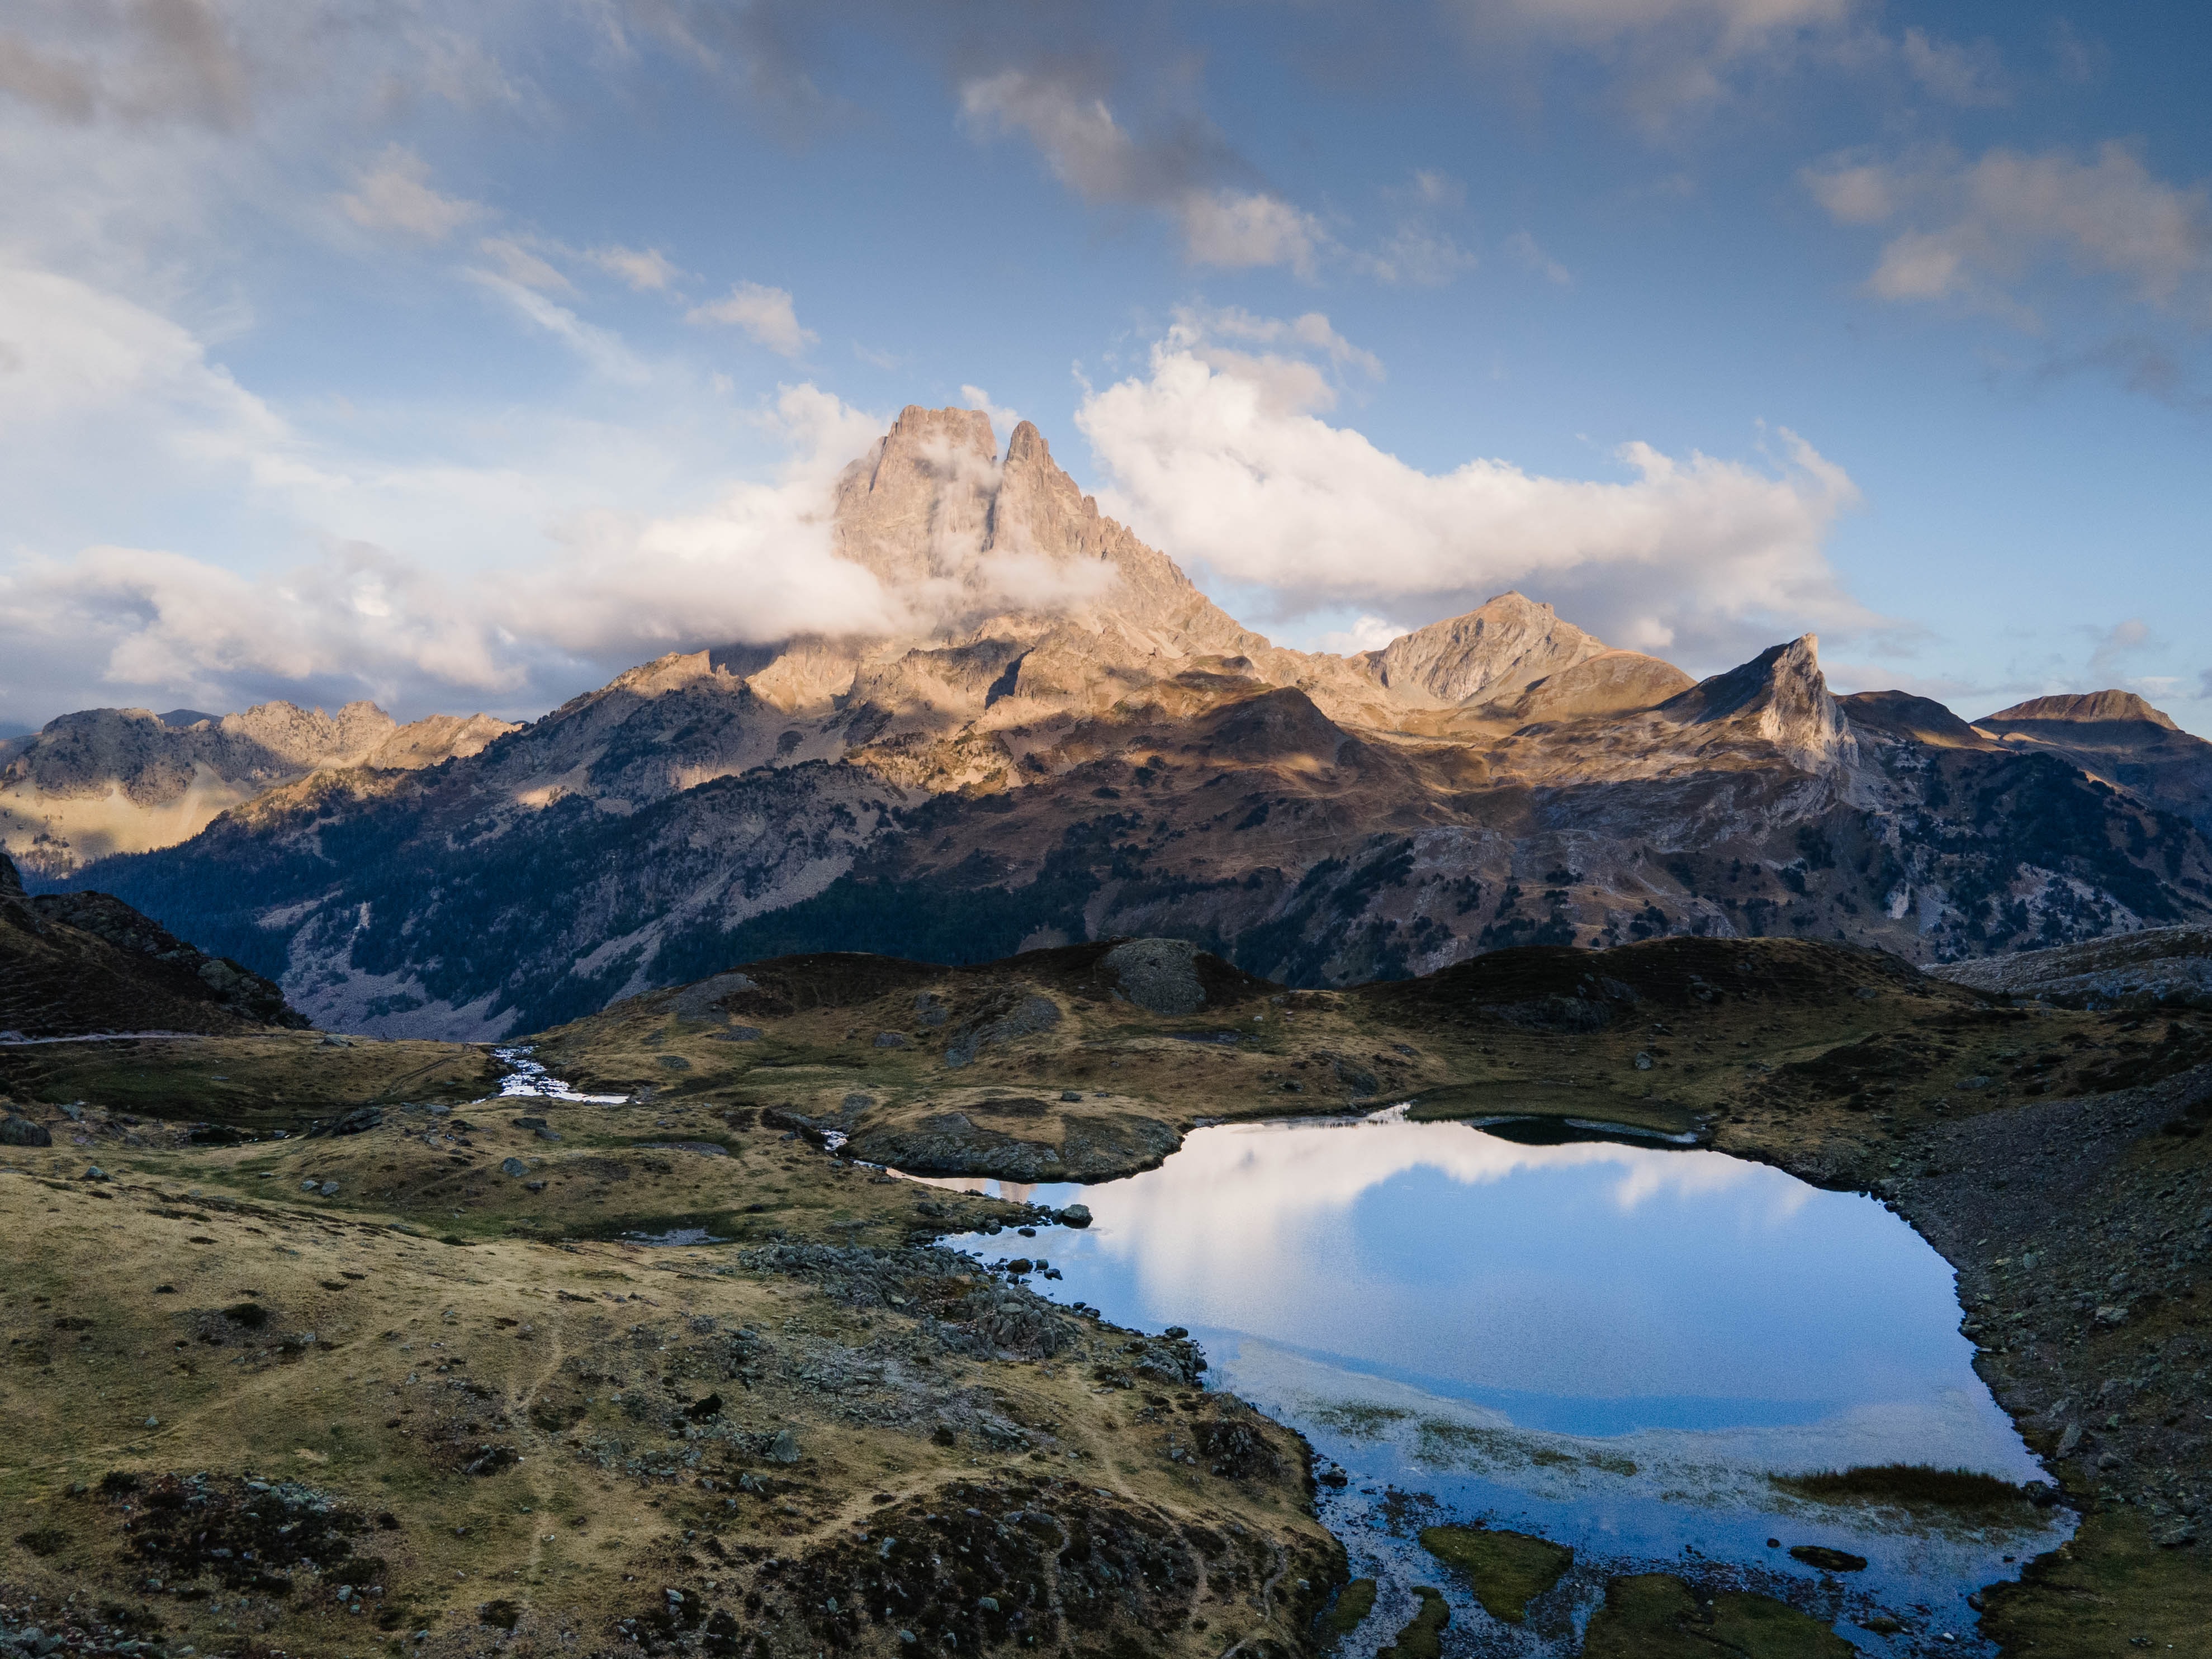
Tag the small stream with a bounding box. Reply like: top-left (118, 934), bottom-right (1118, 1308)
top-left (932, 1110), bottom-right (2071, 1656)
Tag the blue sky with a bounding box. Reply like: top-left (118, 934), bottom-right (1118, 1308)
top-left (2, 1), bottom-right (2209, 732)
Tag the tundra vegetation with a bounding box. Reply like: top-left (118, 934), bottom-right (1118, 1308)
top-left (3, 926), bottom-right (2208, 1653)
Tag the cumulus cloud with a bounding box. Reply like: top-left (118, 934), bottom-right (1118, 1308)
top-left (1157, 307), bottom-right (1382, 416)
top-left (338, 143), bottom-right (481, 241)
top-left (0, 262), bottom-right (908, 718)
top-left (1076, 320), bottom-right (1873, 667)
top-left (4, 541), bottom-right (517, 705)
top-left (0, 368), bottom-right (907, 714)
top-left (959, 67), bottom-right (1325, 276)
top-left (499, 385), bottom-right (901, 661)
top-left (686, 281), bottom-right (817, 357)
top-left (961, 383), bottom-right (1021, 438)
top-left (1804, 142), bottom-right (2212, 323)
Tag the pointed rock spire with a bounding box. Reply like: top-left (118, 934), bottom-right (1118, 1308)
top-left (1659, 634), bottom-right (1853, 771)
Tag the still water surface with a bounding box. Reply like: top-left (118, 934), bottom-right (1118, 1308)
top-left (934, 1111), bottom-right (2068, 1655)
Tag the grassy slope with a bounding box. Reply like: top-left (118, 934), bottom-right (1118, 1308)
top-left (4, 930), bottom-right (2207, 1653)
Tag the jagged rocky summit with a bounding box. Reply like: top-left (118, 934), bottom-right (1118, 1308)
top-left (31, 406), bottom-right (2212, 1040)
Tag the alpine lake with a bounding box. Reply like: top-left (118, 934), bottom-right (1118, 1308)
top-left (917, 1110), bottom-right (2072, 1657)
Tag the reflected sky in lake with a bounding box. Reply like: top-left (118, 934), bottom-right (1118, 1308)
top-left (937, 1113), bottom-right (2064, 1647)
top-left (946, 1113), bottom-right (1990, 1437)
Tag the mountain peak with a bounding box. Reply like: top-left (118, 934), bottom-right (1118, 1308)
top-left (1983, 690), bottom-right (2181, 731)
top-left (1659, 634), bottom-right (1851, 769)
top-left (1360, 591), bottom-right (1606, 707)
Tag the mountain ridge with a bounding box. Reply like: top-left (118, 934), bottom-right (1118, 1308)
top-left (1, 699), bottom-right (518, 876)
top-left (29, 405), bottom-right (2212, 1039)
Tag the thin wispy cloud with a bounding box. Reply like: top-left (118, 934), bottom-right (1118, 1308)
top-left (337, 144), bottom-right (481, 241)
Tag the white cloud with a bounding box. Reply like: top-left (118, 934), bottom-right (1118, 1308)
top-left (477, 235), bottom-right (572, 292)
top-left (337, 143), bottom-right (481, 241)
top-left (1315, 614), bottom-right (1405, 655)
top-left (958, 67), bottom-right (1325, 276)
top-left (1506, 229), bottom-right (1572, 286)
top-left (7, 539), bottom-right (517, 701)
top-left (1175, 189), bottom-right (1324, 278)
top-left (1076, 327), bottom-right (1872, 666)
top-left (587, 243), bottom-right (679, 291)
top-left (1158, 307), bottom-right (1381, 417)
top-left (961, 384), bottom-right (1021, 440)
top-left (470, 271), bottom-right (652, 382)
top-left (499, 385), bottom-right (899, 661)
top-left (1804, 142), bottom-right (2212, 322)
top-left (686, 281), bottom-right (817, 357)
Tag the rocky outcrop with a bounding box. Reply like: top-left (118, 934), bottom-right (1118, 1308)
top-left (1653, 635), bottom-right (1856, 773)
top-left (1926, 925), bottom-right (2212, 1010)
top-left (1360, 592), bottom-right (1606, 707)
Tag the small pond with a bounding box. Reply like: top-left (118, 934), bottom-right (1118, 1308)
top-left (934, 1110), bottom-right (2070, 1655)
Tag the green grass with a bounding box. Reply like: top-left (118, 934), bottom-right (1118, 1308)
top-left (1417, 1524), bottom-right (1572, 1623)
top-left (1582, 1574), bottom-right (1855, 1659)
top-left (1772, 1463), bottom-right (2030, 1511)
top-left (1320, 1577), bottom-right (1376, 1639)
top-left (1375, 1586), bottom-right (1448, 1659)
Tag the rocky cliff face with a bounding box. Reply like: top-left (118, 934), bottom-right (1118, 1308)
top-left (36, 407), bottom-right (2212, 1038)
top-left (0, 701), bottom-right (518, 875)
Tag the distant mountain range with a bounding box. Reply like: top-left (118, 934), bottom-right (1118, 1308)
top-left (2, 701), bottom-right (517, 873)
top-left (22, 406), bottom-right (2212, 1039)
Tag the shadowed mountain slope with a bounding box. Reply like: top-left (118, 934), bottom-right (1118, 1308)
top-left (1, 850), bottom-right (305, 1036)
top-left (1977, 690), bottom-right (2212, 838)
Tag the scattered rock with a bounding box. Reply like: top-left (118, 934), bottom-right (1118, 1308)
top-left (766, 1428), bottom-right (802, 1464)
top-left (1101, 938), bottom-right (1205, 1016)
top-left (874, 1032), bottom-right (908, 1048)
top-left (1058, 1204), bottom-right (1092, 1228)
top-left (1787, 1544), bottom-right (1869, 1573)
top-left (0, 1115), bottom-right (51, 1146)
top-left (500, 1157), bottom-right (529, 1177)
